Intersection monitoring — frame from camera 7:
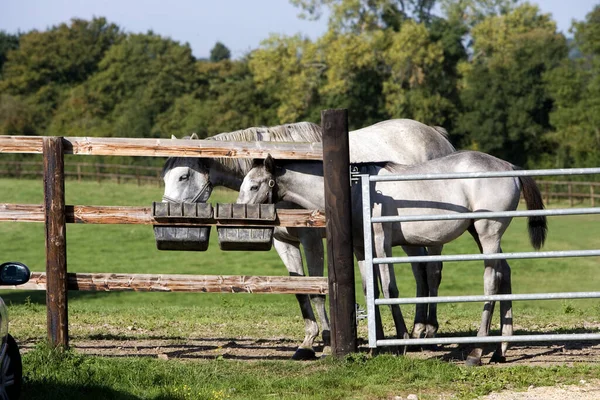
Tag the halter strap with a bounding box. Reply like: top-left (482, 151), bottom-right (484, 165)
top-left (267, 179), bottom-right (277, 204)
top-left (162, 181), bottom-right (212, 203)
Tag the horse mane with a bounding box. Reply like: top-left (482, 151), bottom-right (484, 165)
top-left (207, 122), bottom-right (323, 143)
top-left (162, 122), bottom-right (323, 178)
top-left (207, 122), bottom-right (323, 177)
top-left (431, 125), bottom-right (449, 139)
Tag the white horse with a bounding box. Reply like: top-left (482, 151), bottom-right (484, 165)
top-left (237, 151), bottom-right (548, 366)
top-left (161, 119), bottom-right (455, 359)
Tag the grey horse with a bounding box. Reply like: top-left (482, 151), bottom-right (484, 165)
top-left (161, 119), bottom-right (455, 359)
top-left (236, 151), bottom-right (547, 366)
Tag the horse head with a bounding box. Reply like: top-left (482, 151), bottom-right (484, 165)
top-left (162, 134), bottom-right (213, 203)
top-left (237, 154), bottom-right (276, 205)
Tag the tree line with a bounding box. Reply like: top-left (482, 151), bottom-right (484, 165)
top-left (0, 0), bottom-right (599, 170)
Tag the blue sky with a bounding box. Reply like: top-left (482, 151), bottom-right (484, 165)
top-left (0, 0), bottom-right (597, 59)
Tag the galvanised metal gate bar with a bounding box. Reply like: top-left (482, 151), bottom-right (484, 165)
top-left (359, 167), bottom-right (600, 349)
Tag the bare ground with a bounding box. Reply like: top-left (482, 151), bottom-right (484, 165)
top-left (21, 336), bottom-right (600, 365)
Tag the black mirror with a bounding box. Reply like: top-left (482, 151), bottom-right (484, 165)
top-left (0, 262), bottom-right (31, 286)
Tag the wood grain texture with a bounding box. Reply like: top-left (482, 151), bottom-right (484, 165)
top-left (43, 137), bottom-right (69, 348)
top-left (0, 204), bottom-right (326, 227)
top-left (321, 109), bottom-right (357, 356)
top-left (16, 273), bottom-right (329, 294)
top-left (0, 136), bottom-right (323, 160)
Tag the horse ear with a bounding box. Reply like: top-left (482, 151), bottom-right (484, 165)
top-left (171, 135), bottom-right (177, 140)
top-left (252, 158), bottom-right (263, 168)
top-left (190, 133), bottom-right (199, 140)
top-left (264, 154), bottom-right (275, 174)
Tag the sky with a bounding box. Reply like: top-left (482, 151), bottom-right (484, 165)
top-left (1, 0), bottom-right (598, 59)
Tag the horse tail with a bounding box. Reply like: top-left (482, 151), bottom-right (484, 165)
top-left (518, 174), bottom-right (548, 250)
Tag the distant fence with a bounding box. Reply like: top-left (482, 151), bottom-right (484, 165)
top-left (0, 160), bottom-right (162, 186)
top-left (1, 160), bottom-right (600, 205)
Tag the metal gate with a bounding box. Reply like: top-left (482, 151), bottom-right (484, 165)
top-left (357, 166), bottom-right (600, 349)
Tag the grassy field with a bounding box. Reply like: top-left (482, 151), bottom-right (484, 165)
top-left (2, 177), bottom-right (600, 399)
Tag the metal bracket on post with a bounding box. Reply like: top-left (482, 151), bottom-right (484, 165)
top-left (350, 166), bottom-right (360, 185)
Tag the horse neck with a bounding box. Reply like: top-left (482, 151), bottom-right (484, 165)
top-left (276, 164), bottom-right (325, 211)
top-left (207, 159), bottom-right (243, 191)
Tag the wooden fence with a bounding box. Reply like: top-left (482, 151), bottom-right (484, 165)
top-left (0, 110), bottom-right (358, 357)
top-left (2, 163), bottom-right (599, 206)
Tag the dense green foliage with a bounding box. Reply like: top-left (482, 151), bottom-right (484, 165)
top-left (1, 2), bottom-right (599, 168)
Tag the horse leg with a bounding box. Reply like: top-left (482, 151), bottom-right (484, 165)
top-left (491, 257), bottom-right (512, 364)
top-left (298, 228), bottom-right (331, 356)
top-left (273, 237), bottom-right (318, 360)
top-left (466, 223), bottom-right (503, 367)
top-left (373, 218), bottom-right (409, 344)
top-left (403, 245), bottom-right (429, 339)
top-left (425, 245), bottom-right (443, 339)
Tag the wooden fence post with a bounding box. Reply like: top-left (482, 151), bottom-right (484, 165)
top-left (321, 109), bottom-right (357, 357)
top-left (569, 183), bottom-right (573, 207)
top-left (43, 137), bottom-right (69, 348)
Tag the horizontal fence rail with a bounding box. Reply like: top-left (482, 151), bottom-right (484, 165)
top-left (373, 249), bottom-right (600, 265)
top-left (0, 136), bottom-right (323, 160)
top-left (370, 167), bottom-right (600, 182)
top-left (0, 203), bottom-right (326, 228)
top-left (378, 334), bottom-right (600, 347)
top-left (14, 272), bottom-right (328, 294)
top-left (371, 207), bottom-right (600, 223)
top-left (375, 291), bottom-right (600, 305)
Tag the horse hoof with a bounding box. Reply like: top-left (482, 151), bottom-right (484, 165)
top-left (489, 353), bottom-right (507, 364)
top-left (291, 348), bottom-right (318, 361)
top-left (465, 356), bottom-right (482, 367)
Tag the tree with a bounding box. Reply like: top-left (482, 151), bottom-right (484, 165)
top-left (0, 31), bottom-right (19, 76)
top-left (49, 32), bottom-right (197, 138)
top-left (545, 5), bottom-right (600, 168)
top-left (154, 58), bottom-right (277, 138)
top-left (210, 41), bottom-right (231, 62)
top-left (290, 0), bottom-right (438, 31)
top-left (440, 0), bottom-right (519, 28)
top-left (1, 18), bottom-right (122, 95)
top-left (456, 4), bottom-right (567, 167)
top-left (249, 34), bottom-right (323, 123)
top-left (382, 19), bottom-right (465, 129)
top-left (0, 18), bottom-right (123, 135)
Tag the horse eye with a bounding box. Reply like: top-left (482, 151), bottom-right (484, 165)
top-left (179, 174), bottom-right (189, 182)
top-left (250, 185), bottom-right (259, 192)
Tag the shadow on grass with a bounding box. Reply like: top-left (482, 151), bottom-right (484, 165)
top-left (0, 290), bottom-right (123, 305)
top-left (21, 336), bottom-right (305, 362)
top-left (22, 382), bottom-right (148, 400)
top-left (18, 328), bottom-right (600, 364)
top-left (357, 328), bottom-right (600, 366)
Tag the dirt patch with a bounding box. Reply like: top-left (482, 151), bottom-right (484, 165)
top-left (20, 336), bottom-right (600, 365)
top-left (479, 380), bottom-right (600, 400)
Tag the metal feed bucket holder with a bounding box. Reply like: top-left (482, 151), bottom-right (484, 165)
top-left (215, 203), bottom-right (276, 251)
top-left (152, 202), bottom-right (212, 251)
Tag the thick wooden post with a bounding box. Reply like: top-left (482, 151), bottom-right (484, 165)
top-left (321, 109), bottom-right (357, 356)
top-left (43, 137), bottom-right (69, 348)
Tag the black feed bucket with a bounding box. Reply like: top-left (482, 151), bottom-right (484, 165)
top-left (152, 202), bottom-right (212, 251)
top-left (216, 203), bottom-right (276, 251)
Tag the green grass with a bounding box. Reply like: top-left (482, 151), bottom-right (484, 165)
top-left (21, 344), bottom-right (600, 400)
top-left (2, 177), bottom-right (600, 399)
